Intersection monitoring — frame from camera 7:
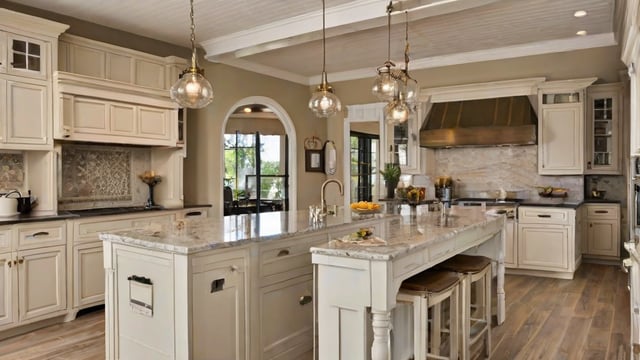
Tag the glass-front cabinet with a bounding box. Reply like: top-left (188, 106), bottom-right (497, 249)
top-left (586, 83), bottom-right (622, 174)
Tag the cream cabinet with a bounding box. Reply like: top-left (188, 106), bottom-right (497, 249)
top-left (68, 212), bottom-right (176, 315)
top-left (0, 221), bottom-right (67, 331)
top-left (58, 94), bottom-right (176, 146)
top-left (0, 10), bottom-right (68, 151)
top-left (255, 232), bottom-right (327, 360)
top-left (585, 84), bottom-right (623, 174)
top-left (583, 203), bottom-right (620, 259)
top-left (537, 78), bottom-right (596, 175)
top-left (515, 206), bottom-right (579, 279)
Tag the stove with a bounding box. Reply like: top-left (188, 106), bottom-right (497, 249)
top-left (453, 198), bottom-right (520, 219)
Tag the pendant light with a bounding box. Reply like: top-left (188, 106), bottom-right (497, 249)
top-left (372, 2), bottom-right (398, 101)
top-left (170, 0), bottom-right (213, 109)
top-left (309, 0), bottom-right (342, 118)
top-left (385, 11), bottom-right (418, 124)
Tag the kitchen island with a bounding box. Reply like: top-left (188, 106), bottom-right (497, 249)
top-left (311, 206), bottom-right (505, 360)
top-left (99, 206), bottom-right (505, 360)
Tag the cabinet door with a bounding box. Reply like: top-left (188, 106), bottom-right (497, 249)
top-left (68, 43), bottom-right (105, 79)
top-left (73, 242), bottom-right (104, 307)
top-left (517, 224), bottom-right (569, 271)
top-left (109, 103), bottom-right (136, 136)
top-left (6, 33), bottom-right (47, 79)
top-left (504, 219), bottom-right (517, 268)
top-left (538, 104), bottom-right (583, 174)
top-left (0, 252), bottom-right (17, 328)
top-left (586, 86), bottom-right (621, 174)
top-left (192, 255), bottom-right (246, 360)
top-left (587, 220), bottom-right (619, 257)
top-left (6, 80), bottom-right (48, 146)
top-left (259, 274), bottom-right (314, 360)
top-left (72, 98), bottom-right (109, 135)
top-left (138, 106), bottom-right (171, 141)
top-left (17, 245), bottom-right (66, 321)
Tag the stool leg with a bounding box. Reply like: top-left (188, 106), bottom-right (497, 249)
top-left (484, 270), bottom-right (492, 358)
top-left (450, 285), bottom-right (458, 360)
top-left (418, 296), bottom-right (428, 360)
top-left (431, 302), bottom-right (441, 356)
top-left (460, 276), bottom-right (470, 360)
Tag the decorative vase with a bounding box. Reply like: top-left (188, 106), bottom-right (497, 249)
top-left (386, 181), bottom-right (398, 199)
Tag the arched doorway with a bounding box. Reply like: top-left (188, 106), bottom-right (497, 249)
top-left (220, 96), bottom-right (298, 215)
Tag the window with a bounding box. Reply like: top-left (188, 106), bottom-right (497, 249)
top-left (350, 131), bottom-right (378, 202)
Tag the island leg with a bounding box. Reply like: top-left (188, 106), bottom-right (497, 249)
top-left (371, 310), bottom-right (391, 360)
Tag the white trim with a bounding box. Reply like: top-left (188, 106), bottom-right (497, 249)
top-left (419, 77), bottom-right (547, 103)
top-left (220, 96), bottom-right (298, 216)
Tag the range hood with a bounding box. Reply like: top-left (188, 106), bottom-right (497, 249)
top-left (419, 77), bottom-right (544, 148)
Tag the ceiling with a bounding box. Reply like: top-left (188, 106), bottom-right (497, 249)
top-left (9, 0), bottom-right (621, 85)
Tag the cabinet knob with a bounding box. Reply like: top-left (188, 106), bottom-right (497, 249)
top-left (230, 265), bottom-right (239, 272)
top-left (299, 295), bottom-right (312, 306)
top-left (17, 258), bottom-right (24, 265)
top-left (7, 260), bottom-right (11, 268)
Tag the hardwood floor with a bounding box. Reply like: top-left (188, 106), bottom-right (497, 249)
top-left (0, 263), bottom-right (630, 359)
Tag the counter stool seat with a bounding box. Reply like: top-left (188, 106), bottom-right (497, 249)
top-left (397, 270), bottom-right (460, 360)
top-left (438, 254), bottom-right (492, 360)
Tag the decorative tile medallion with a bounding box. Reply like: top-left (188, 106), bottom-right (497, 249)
top-left (60, 145), bottom-right (132, 202)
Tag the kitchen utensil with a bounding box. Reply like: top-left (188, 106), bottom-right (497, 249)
top-left (17, 196), bottom-right (32, 214)
top-left (0, 190), bottom-right (20, 217)
top-left (591, 190), bottom-right (606, 199)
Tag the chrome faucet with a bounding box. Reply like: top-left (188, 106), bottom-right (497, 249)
top-left (320, 179), bottom-right (343, 214)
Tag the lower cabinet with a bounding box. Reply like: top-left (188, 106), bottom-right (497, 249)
top-left (503, 218), bottom-right (517, 268)
top-left (514, 206), bottom-right (579, 279)
top-left (0, 221), bottom-right (67, 332)
top-left (583, 203), bottom-right (620, 259)
top-left (72, 242), bottom-right (104, 307)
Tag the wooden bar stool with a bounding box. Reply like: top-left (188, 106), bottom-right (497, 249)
top-left (438, 254), bottom-right (492, 360)
top-left (396, 270), bottom-right (460, 360)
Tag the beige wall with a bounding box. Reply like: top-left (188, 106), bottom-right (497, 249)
top-left (186, 63), bottom-right (327, 217)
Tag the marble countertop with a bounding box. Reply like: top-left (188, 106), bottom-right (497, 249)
top-left (99, 209), bottom-right (390, 254)
top-left (311, 206), bottom-right (504, 261)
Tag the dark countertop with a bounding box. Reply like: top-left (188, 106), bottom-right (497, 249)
top-left (582, 198), bottom-right (622, 204)
top-left (0, 204), bottom-right (212, 225)
top-left (518, 201), bottom-right (583, 209)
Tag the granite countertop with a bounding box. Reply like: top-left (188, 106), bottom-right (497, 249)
top-left (99, 209), bottom-right (391, 254)
top-left (0, 204), bottom-right (212, 225)
top-left (311, 206), bottom-right (504, 260)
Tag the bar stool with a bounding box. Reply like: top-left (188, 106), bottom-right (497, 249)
top-left (438, 254), bottom-right (492, 360)
top-left (396, 270), bottom-right (460, 360)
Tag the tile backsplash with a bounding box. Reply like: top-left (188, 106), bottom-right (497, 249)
top-left (58, 144), bottom-right (151, 210)
top-left (415, 145), bottom-right (585, 202)
top-left (0, 153), bottom-right (24, 192)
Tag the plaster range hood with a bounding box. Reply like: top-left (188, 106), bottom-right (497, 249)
top-left (419, 77), bottom-right (545, 148)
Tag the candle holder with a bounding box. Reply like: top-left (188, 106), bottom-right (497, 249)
top-left (139, 171), bottom-right (162, 209)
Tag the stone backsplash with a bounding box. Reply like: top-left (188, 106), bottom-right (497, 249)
top-left (58, 144), bottom-right (151, 210)
top-left (415, 145), bottom-right (585, 202)
top-left (0, 152), bottom-right (24, 193)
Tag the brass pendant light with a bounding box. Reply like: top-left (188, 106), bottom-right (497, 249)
top-left (308, 0), bottom-right (342, 118)
top-left (372, 2), bottom-right (399, 102)
top-left (170, 0), bottom-right (214, 109)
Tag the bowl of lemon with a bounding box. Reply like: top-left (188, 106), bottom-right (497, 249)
top-left (350, 201), bottom-right (381, 214)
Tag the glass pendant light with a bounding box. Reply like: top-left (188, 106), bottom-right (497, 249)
top-left (372, 2), bottom-right (398, 101)
top-left (170, 0), bottom-right (213, 109)
top-left (386, 11), bottom-right (418, 124)
top-left (309, 0), bottom-right (342, 118)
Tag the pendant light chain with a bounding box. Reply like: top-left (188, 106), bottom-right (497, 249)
top-left (386, 2), bottom-right (392, 63)
top-left (189, 0), bottom-right (197, 68)
top-left (404, 11), bottom-right (409, 70)
top-left (321, 0), bottom-right (327, 85)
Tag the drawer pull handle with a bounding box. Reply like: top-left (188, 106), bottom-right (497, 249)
top-left (277, 249), bottom-right (290, 257)
top-left (210, 278), bottom-right (225, 293)
top-left (17, 258), bottom-right (24, 265)
top-left (537, 214), bottom-right (551, 218)
top-left (30, 231), bottom-right (49, 238)
top-left (299, 295), bottom-right (312, 306)
top-left (594, 210), bottom-right (608, 214)
top-left (185, 211), bottom-right (202, 217)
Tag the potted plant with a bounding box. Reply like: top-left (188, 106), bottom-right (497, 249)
top-left (380, 163), bottom-right (401, 199)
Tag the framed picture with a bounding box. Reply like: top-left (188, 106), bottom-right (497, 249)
top-left (305, 149), bottom-right (324, 172)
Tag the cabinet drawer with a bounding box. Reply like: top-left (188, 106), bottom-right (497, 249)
top-left (518, 207), bottom-right (573, 225)
top-left (74, 213), bottom-right (175, 243)
top-left (260, 233), bottom-right (326, 282)
top-left (17, 222), bottom-right (65, 249)
top-left (585, 204), bottom-right (619, 219)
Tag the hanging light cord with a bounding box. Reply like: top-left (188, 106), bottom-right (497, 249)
top-left (189, 0), bottom-right (197, 69)
top-left (386, 2), bottom-right (393, 63)
top-left (404, 11), bottom-right (409, 72)
top-left (321, 0), bottom-right (328, 86)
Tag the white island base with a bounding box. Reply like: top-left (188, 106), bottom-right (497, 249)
top-left (311, 207), bottom-right (505, 360)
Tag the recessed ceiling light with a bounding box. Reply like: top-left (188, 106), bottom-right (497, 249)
top-left (576, 30), bottom-right (587, 36)
top-left (243, 107), bottom-right (252, 113)
top-left (574, 10), bottom-right (587, 18)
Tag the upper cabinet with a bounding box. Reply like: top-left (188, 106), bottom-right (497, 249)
top-left (537, 78), bottom-right (596, 175)
top-left (54, 35), bottom-right (187, 148)
top-left (585, 83), bottom-right (623, 174)
top-left (0, 9), bottom-right (68, 151)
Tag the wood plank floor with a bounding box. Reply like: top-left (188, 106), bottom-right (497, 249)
top-left (0, 263), bottom-right (630, 359)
